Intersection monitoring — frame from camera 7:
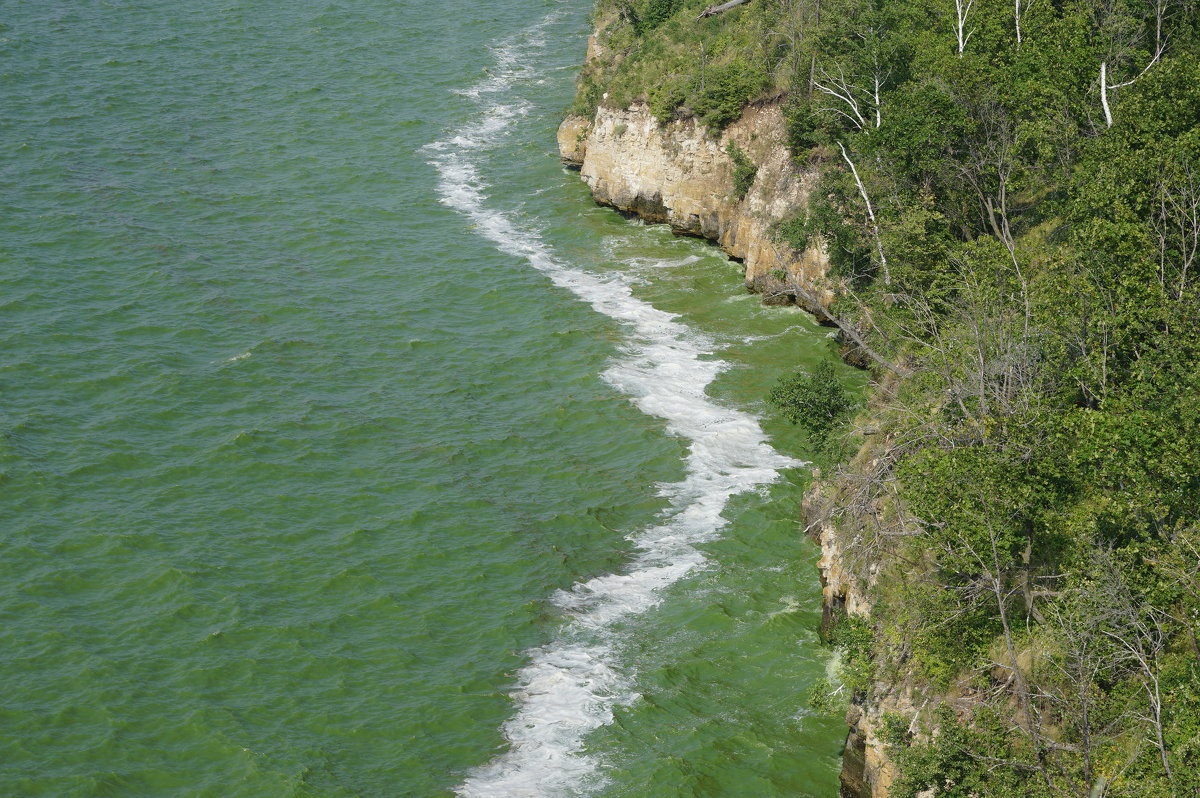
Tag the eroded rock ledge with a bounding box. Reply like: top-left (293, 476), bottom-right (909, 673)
top-left (807, 469), bottom-right (903, 798)
top-left (558, 94), bottom-right (905, 798)
top-left (557, 102), bottom-right (832, 313)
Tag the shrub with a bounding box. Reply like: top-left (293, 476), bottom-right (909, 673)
top-left (692, 60), bottom-right (767, 131)
top-left (829, 613), bottom-right (874, 693)
top-left (768, 358), bottom-right (853, 436)
top-left (638, 0), bottom-right (680, 33)
top-left (784, 98), bottom-right (826, 155)
top-left (807, 676), bottom-right (844, 714)
top-left (571, 71), bottom-right (604, 117)
top-left (879, 712), bottom-right (911, 748)
top-left (725, 141), bottom-right (757, 199)
top-left (804, 173), bottom-right (874, 280)
top-left (648, 79), bottom-right (688, 124)
top-left (775, 213), bottom-right (813, 251)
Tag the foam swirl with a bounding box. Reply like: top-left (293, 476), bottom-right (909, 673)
top-left (425, 12), bottom-right (804, 796)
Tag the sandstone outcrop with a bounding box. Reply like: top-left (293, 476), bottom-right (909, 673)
top-left (808, 486), bottom-right (902, 798)
top-left (559, 33), bottom-right (911, 797)
top-left (558, 102), bottom-right (831, 312)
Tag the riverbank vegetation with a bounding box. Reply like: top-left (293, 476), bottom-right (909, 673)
top-left (576, 0), bottom-right (1200, 795)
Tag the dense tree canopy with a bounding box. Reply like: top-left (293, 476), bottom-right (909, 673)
top-left (579, 0), bottom-right (1200, 794)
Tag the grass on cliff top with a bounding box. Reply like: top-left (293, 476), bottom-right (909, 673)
top-left (574, 0), bottom-right (795, 131)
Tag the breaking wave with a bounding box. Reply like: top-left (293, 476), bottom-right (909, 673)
top-left (424, 11), bottom-right (804, 795)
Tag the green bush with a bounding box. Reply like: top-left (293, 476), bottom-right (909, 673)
top-left (571, 71), bottom-right (604, 118)
top-left (804, 173), bottom-right (874, 281)
top-left (829, 613), bottom-right (874, 693)
top-left (768, 358), bottom-right (853, 436)
top-left (879, 712), bottom-right (911, 748)
top-left (784, 98), bottom-right (826, 155)
top-left (638, 0), bottom-right (681, 33)
top-left (648, 79), bottom-right (688, 124)
top-left (725, 141), bottom-right (757, 199)
top-left (692, 60), bottom-right (767, 131)
top-left (890, 707), bottom-right (1051, 798)
top-left (806, 676), bottom-right (841, 713)
top-left (775, 213), bottom-right (813, 251)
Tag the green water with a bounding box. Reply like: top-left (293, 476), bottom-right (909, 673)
top-left (0, 0), bottom-right (858, 795)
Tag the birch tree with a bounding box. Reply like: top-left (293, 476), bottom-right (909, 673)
top-left (954, 0), bottom-right (976, 56)
top-left (1093, 0), bottom-right (1168, 126)
top-left (1151, 149), bottom-right (1200, 299)
top-left (838, 142), bottom-right (891, 284)
top-left (811, 25), bottom-right (893, 130)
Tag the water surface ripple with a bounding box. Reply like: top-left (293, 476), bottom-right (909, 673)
top-left (426, 10), bottom-right (823, 797)
top-left (2, 0), bottom-right (846, 795)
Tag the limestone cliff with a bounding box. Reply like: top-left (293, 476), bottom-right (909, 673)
top-left (807, 466), bottom-right (906, 798)
top-left (557, 103), bottom-right (832, 311)
top-left (558, 95), bottom-right (909, 798)
top-left (803, 392), bottom-right (937, 798)
top-left (558, 26), bottom-right (908, 798)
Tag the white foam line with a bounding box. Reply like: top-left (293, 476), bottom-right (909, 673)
top-left (424, 11), bottom-right (805, 796)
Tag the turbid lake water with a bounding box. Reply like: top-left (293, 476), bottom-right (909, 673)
top-left (1, 0), bottom-right (857, 794)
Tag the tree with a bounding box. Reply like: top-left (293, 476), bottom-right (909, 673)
top-left (768, 358), bottom-right (853, 435)
top-left (953, 0), bottom-right (976, 56)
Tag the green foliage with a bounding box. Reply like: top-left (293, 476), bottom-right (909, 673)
top-left (570, 70), bottom-right (604, 118)
top-left (768, 358), bottom-right (853, 437)
top-left (783, 98), bottom-right (827, 155)
top-left (579, 0), bottom-right (1200, 791)
top-left (884, 576), bottom-right (1001, 689)
top-left (806, 676), bottom-right (844, 714)
top-left (810, 184), bottom-right (873, 280)
top-left (891, 707), bottom-right (1054, 798)
top-left (774, 212), bottom-right (813, 252)
top-left (867, 83), bottom-right (969, 183)
top-left (725, 141), bottom-right (756, 199)
top-left (637, 0), bottom-right (681, 33)
top-left (583, 0), bottom-right (785, 124)
top-left (829, 613), bottom-right (874, 693)
top-left (693, 59), bottom-right (767, 131)
top-left (878, 712), bottom-right (910, 748)
top-left (879, 196), bottom-right (955, 305)
top-left (648, 78), bottom-right (688, 123)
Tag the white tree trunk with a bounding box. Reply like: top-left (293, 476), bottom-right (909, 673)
top-left (1101, 48), bottom-right (1164, 129)
top-left (838, 142), bottom-right (891, 284)
top-left (697, 0), bottom-right (751, 19)
top-left (955, 0), bottom-right (975, 56)
top-left (1100, 62), bottom-right (1113, 127)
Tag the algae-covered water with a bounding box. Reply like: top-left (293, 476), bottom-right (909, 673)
top-left (1, 0), bottom-right (855, 794)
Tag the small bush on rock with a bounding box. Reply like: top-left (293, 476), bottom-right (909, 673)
top-left (725, 141), bottom-right (756, 200)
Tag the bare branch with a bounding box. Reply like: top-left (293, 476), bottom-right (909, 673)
top-left (697, 0), bottom-right (752, 19)
top-left (838, 141), bottom-right (891, 284)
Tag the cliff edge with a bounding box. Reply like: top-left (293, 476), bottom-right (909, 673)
top-left (558, 100), bottom-right (906, 798)
top-left (558, 103), bottom-right (832, 313)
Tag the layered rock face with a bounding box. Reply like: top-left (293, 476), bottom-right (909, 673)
top-left (805, 421), bottom-right (930, 798)
top-left (558, 58), bottom-right (906, 798)
top-left (557, 103), bottom-right (831, 311)
top-left (809, 494), bottom-right (902, 798)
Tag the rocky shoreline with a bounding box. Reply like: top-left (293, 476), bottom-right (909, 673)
top-left (558, 99), bottom-right (902, 797)
top-left (557, 101), bottom-right (832, 315)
